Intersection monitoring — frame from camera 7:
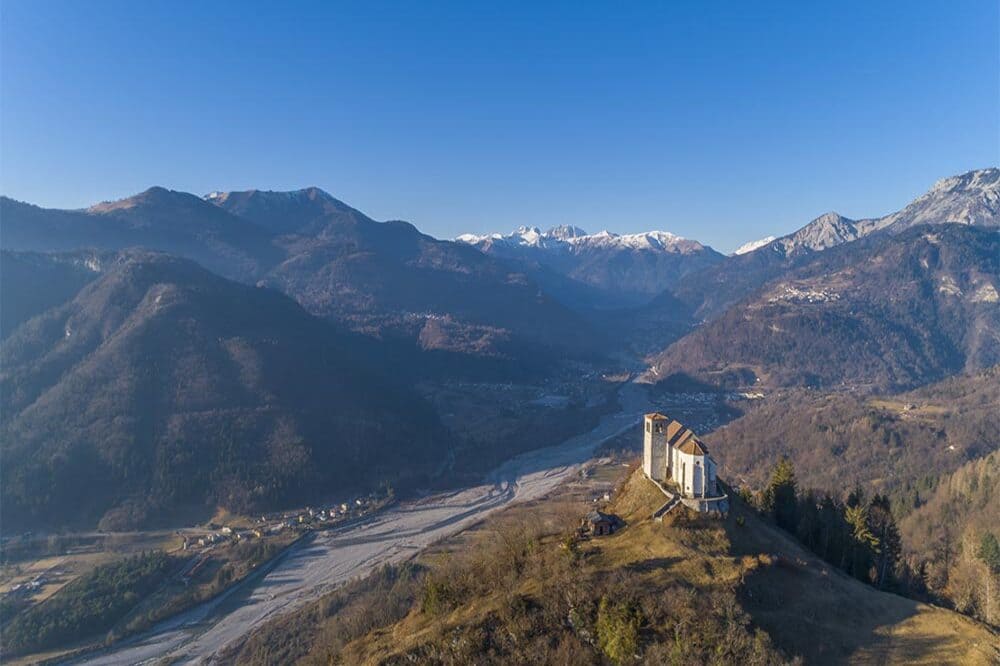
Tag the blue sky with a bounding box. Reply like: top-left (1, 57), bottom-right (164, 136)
top-left (2, 1), bottom-right (997, 252)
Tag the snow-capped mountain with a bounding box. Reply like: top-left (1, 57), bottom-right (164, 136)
top-left (742, 167), bottom-right (1000, 259)
top-left (457, 225), bottom-right (712, 255)
top-left (869, 167), bottom-right (1000, 232)
top-left (668, 167), bottom-right (1000, 321)
top-left (456, 225), bottom-right (723, 303)
top-left (732, 236), bottom-right (776, 256)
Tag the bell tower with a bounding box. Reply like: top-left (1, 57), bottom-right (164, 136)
top-left (642, 413), bottom-right (669, 482)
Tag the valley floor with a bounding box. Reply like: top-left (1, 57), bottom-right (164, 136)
top-left (66, 382), bottom-right (658, 665)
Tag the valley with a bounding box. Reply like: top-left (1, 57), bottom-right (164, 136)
top-left (1, 167), bottom-right (997, 664)
top-left (63, 381), bottom-right (659, 664)
top-left (4, 6), bottom-right (999, 663)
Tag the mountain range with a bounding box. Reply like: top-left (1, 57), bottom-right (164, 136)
top-left (1, 188), bottom-right (601, 366)
top-left (456, 225), bottom-right (723, 305)
top-left (668, 167), bottom-right (999, 321)
top-left (1, 167), bottom-right (997, 530)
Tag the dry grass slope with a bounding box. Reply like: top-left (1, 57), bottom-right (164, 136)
top-left (226, 465), bottom-right (999, 665)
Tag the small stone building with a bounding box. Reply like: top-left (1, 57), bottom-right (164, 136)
top-left (584, 510), bottom-right (618, 536)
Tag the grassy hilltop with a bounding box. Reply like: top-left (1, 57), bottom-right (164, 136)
top-left (223, 463), bottom-right (999, 665)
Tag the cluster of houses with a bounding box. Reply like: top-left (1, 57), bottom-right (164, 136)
top-left (7, 574), bottom-right (53, 597)
top-left (183, 497), bottom-right (382, 551)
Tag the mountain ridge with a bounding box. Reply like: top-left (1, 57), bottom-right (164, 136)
top-left (647, 224), bottom-right (1000, 391)
top-left (666, 167), bottom-right (999, 320)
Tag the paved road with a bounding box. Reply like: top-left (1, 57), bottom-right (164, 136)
top-left (70, 383), bottom-right (653, 665)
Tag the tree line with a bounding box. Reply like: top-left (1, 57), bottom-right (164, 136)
top-left (0, 551), bottom-right (173, 656)
top-left (741, 458), bottom-right (999, 607)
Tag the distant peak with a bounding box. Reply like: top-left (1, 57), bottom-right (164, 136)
top-left (732, 236), bottom-right (776, 255)
top-left (546, 224), bottom-right (588, 240)
top-left (810, 211), bottom-right (849, 225)
top-left (928, 167), bottom-right (1000, 195)
top-left (298, 186), bottom-right (334, 200)
top-left (89, 186), bottom-right (200, 213)
top-left (455, 225), bottom-right (708, 254)
top-left (203, 186), bottom-right (336, 204)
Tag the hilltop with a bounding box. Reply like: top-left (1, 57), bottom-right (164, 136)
top-left (221, 462), bottom-right (998, 665)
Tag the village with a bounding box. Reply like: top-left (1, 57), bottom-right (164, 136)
top-left (0, 405), bottom-right (739, 665)
top-left (183, 492), bottom-right (388, 550)
top-left (0, 489), bottom-right (392, 620)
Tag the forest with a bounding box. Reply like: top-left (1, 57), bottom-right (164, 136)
top-left (747, 457), bottom-right (999, 627)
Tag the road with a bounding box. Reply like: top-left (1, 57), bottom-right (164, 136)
top-left (70, 382), bottom-right (653, 665)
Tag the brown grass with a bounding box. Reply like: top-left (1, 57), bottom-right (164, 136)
top-left (232, 463), bottom-right (1000, 665)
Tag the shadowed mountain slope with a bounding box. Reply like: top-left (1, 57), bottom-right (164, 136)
top-left (0, 252), bottom-right (452, 531)
top-left (206, 188), bottom-right (605, 361)
top-left (2, 188), bottom-right (606, 364)
top-left (0, 250), bottom-right (105, 339)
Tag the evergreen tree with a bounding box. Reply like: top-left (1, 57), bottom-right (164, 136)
top-left (845, 502), bottom-right (876, 582)
top-left (795, 490), bottom-right (821, 552)
top-left (817, 494), bottom-right (844, 565)
top-left (978, 532), bottom-right (1000, 574)
top-left (867, 494), bottom-right (901, 589)
top-left (765, 457), bottom-right (798, 531)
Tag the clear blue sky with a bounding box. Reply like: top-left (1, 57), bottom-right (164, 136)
top-left (2, 1), bottom-right (997, 251)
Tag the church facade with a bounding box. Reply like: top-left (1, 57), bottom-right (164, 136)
top-left (642, 412), bottom-right (719, 499)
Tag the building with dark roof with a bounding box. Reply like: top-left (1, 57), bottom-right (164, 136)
top-left (642, 413), bottom-right (719, 501)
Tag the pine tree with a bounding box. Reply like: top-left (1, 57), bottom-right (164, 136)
top-left (867, 495), bottom-right (901, 590)
top-left (845, 502), bottom-right (876, 582)
top-left (817, 494), bottom-right (843, 565)
top-left (795, 490), bottom-right (821, 552)
top-left (977, 532), bottom-right (1000, 574)
top-left (765, 457), bottom-right (798, 531)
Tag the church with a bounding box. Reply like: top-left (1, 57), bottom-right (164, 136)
top-left (642, 412), bottom-right (720, 501)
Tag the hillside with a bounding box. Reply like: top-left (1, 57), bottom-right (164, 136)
top-left (899, 450), bottom-right (1000, 627)
top-left (702, 368), bottom-right (999, 508)
top-left (221, 465), bottom-right (999, 665)
top-left (0, 252), bottom-right (452, 531)
top-left (648, 225), bottom-right (999, 391)
top-left (0, 250), bottom-right (104, 338)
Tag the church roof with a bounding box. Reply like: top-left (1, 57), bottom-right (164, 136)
top-left (676, 437), bottom-right (708, 456)
top-left (666, 422), bottom-right (688, 444)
